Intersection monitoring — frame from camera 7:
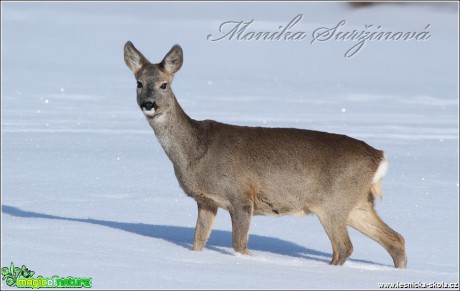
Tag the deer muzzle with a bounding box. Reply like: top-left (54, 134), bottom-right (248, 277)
top-left (141, 101), bottom-right (158, 117)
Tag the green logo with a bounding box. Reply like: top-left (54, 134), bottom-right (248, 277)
top-left (1, 262), bottom-right (92, 289)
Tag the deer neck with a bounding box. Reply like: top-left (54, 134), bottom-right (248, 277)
top-left (148, 95), bottom-right (201, 170)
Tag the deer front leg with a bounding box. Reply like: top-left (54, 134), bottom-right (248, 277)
top-left (230, 203), bottom-right (254, 255)
top-left (192, 202), bottom-right (218, 251)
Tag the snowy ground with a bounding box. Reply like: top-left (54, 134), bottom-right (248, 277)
top-left (1, 2), bottom-right (458, 289)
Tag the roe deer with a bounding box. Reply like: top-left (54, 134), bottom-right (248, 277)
top-left (123, 41), bottom-right (407, 268)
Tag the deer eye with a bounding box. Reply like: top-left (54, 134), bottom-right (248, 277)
top-left (160, 82), bottom-right (167, 90)
top-left (137, 81), bottom-right (143, 88)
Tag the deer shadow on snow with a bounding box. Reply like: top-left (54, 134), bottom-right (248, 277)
top-left (2, 204), bottom-right (386, 267)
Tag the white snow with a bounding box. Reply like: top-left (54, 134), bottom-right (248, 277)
top-left (1, 2), bottom-right (458, 289)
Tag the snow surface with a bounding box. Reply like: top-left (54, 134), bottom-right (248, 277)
top-left (1, 2), bottom-right (458, 289)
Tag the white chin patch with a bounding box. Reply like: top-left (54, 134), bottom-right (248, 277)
top-left (142, 108), bottom-right (156, 117)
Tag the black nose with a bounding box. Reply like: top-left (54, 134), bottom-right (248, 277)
top-left (141, 101), bottom-right (154, 110)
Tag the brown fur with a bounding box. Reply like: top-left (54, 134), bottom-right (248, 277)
top-left (244, 184), bottom-right (258, 205)
top-left (124, 41), bottom-right (407, 268)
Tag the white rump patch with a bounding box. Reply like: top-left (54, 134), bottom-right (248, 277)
top-left (373, 156), bottom-right (388, 183)
top-left (142, 108), bottom-right (155, 117)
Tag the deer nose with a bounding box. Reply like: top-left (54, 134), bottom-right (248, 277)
top-left (141, 101), bottom-right (155, 110)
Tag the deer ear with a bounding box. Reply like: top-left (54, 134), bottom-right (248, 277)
top-left (161, 44), bottom-right (183, 74)
top-left (124, 41), bottom-right (149, 73)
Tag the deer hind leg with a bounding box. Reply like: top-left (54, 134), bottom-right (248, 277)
top-left (193, 202), bottom-right (218, 251)
top-left (316, 209), bottom-right (354, 266)
top-left (347, 199), bottom-right (407, 268)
